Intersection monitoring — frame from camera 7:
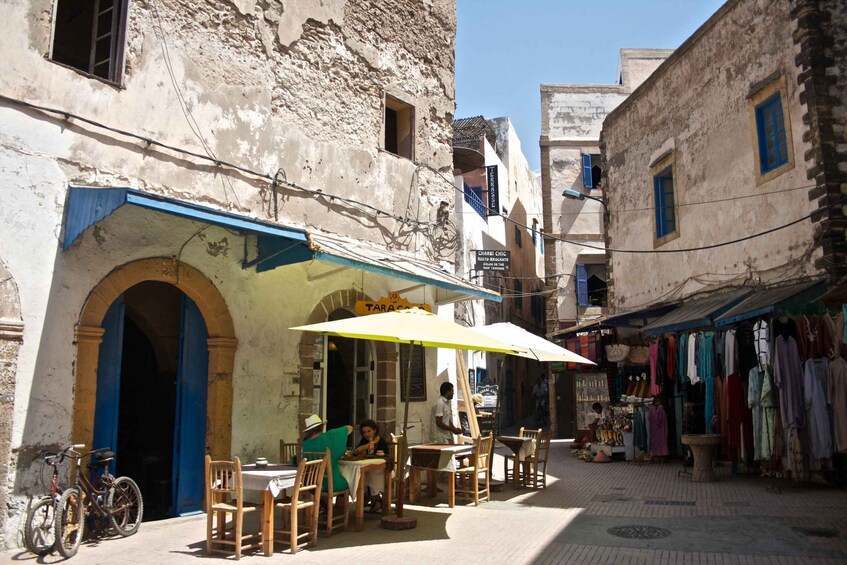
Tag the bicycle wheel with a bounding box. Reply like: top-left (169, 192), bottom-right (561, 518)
top-left (106, 476), bottom-right (143, 536)
top-left (23, 497), bottom-right (56, 556)
top-left (55, 487), bottom-right (85, 558)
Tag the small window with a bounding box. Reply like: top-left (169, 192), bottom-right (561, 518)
top-left (514, 225), bottom-right (522, 248)
top-left (384, 95), bottom-right (414, 159)
top-left (51, 0), bottom-right (129, 83)
top-left (514, 279), bottom-right (523, 311)
top-left (576, 264), bottom-right (607, 307)
top-left (748, 77), bottom-right (794, 185)
top-left (755, 93), bottom-right (788, 173)
top-left (653, 167), bottom-right (676, 240)
top-left (581, 153), bottom-right (602, 189)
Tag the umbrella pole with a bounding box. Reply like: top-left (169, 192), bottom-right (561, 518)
top-left (382, 342), bottom-right (417, 529)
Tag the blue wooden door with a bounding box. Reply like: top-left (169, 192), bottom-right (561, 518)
top-left (171, 295), bottom-right (209, 516)
top-left (93, 296), bottom-right (125, 475)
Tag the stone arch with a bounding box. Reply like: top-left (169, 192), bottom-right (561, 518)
top-left (74, 257), bottom-right (236, 459)
top-left (298, 289), bottom-right (397, 436)
top-left (0, 257), bottom-right (23, 545)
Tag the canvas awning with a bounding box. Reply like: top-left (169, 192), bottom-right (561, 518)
top-left (713, 280), bottom-right (826, 327)
top-left (640, 290), bottom-right (750, 336)
top-left (601, 303), bottom-right (679, 329)
top-left (63, 187), bottom-right (500, 304)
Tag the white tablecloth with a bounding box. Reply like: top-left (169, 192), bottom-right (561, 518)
top-left (241, 465), bottom-right (298, 498)
top-left (408, 444), bottom-right (473, 472)
top-left (337, 459), bottom-right (386, 501)
top-left (497, 436), bottom-right (536, 461)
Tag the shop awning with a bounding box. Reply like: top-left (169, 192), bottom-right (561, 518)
top-left (713, 280), bottom-right (826, 327)
top-left (63, 186), bottom-right (308, 251)
top-left (63, 187), bottom-right (501, 304)
top-left (601, 302), bottom-right (679, 329)
top-left (554, 317), bottom-right (604, 338)
top-left (257, 230), bottom-right (502, 303)
top-left (640, 289), bottom-right (750, 336)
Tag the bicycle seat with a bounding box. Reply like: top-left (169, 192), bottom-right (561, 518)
top-left (92, 448), bottom-right (116, 464)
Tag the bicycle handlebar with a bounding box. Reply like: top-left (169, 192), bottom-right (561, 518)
top-left (42, 444), bottom-right (88, 465)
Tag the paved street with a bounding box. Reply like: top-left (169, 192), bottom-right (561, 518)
top-left (4, 440), bottom-right (847, 564)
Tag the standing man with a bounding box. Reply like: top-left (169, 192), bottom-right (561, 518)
top-left (431, 382), bottom-right (462, 443)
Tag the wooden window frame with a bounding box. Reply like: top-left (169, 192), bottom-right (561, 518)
top-left (383, 94), bottom-right (415, 160)
top-left (748, 77), bottom-right (794, 186)
top-left (651, 153), bottom-right (680, 248)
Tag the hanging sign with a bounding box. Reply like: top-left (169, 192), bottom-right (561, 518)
top-left (474, 250), bottom-right (511, 272)
top-left (486, 165), bottom-right (499, 215)
top-left (354, 292), bottom-right (432, 315)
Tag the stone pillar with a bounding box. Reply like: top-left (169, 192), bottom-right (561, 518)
top-left (72, 325), bottom-right (105, 450)
top-left (207, 337), bottom-right (237, 460)
top-left (377, 345), bottom-right (398, 435)
top-left (0, 319), bottom-right (23, 547)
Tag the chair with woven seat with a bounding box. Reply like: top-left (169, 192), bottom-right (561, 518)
top-left (525, 430), bottom-right (552, 489)
top-left (205, 455), bottom-right (262, 560)
top-left (454, 433), bottom-right (494, 506)
top-left (386, 433), bottom-right (404, 509)
top-left (302, 450), bottom-right (349, 536)
top-left (273, 449), bottom-right (327, 554)
top-left (504, 427), bottom-right (541, 485)
top-left (279, 439), bottom-right (301, 466)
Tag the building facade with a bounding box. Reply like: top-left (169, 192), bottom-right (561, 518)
top-left (0, 0), bottom-right (497, 543)
top-left (602, 0), bottom-right (846, 309)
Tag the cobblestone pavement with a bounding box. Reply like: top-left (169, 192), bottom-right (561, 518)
top-left (3, 440), bottom-right (847, 564)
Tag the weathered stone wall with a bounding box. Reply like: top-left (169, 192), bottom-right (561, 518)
top-left (602, 0), bottom-right (821, 311)
top-left (0, 259), bottom-right (22, 548)
top-left (791, 0), bottom-right (847, 278)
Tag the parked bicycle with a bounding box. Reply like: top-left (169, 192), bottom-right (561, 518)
top-left (54, 446), bottom-right (144, 558)
top-left (23, 444), bottom-right (84, 555)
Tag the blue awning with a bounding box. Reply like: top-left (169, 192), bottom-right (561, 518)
top-left (63, 187), bottom-right (307, 251)
top-left (713, 280), bottom-right (826, 327)
top-left (63, 187), bottom-right (501, 303)
top-left (601, 302), bottom-right (680, 329)
top-left (640, 290), bottom-right (750, 336)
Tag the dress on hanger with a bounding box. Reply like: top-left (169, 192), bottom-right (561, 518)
top-left (748, 366), bottom-right (764, 461)
top-left (774, 335), bottom-right (805, 429)
top-left (804, 358), bottom-right (833, 460)
top-left (828, 356), bottom-right (847, 452)
top-left (648, 404), bottom-right (669, 457)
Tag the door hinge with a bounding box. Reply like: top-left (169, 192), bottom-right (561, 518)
top-left (370, 360), bottom-right (375, 371)
top-left (369, 394), bottom-right (374, 404)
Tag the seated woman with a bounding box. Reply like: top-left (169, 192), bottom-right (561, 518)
top-left (352, 419), bottom-right (389, 512)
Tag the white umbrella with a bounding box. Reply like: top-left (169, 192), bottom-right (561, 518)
top-left (474, 322), bottom-right (596, 364)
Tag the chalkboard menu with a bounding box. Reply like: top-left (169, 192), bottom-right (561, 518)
top-left (400, 344), bottom-right (427, 402)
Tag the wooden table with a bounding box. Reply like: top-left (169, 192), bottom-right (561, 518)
top-left (240, 464), bottom-right (298, 556)
top-left (338, 458), bottom-right (389, 531)
top-left (407, 444), bottom-right (473, 508)
top-left (495, 435), bottom-right (535, 488)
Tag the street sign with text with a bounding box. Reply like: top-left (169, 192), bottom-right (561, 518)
top-left (474, 250), bottom-right (510, 272)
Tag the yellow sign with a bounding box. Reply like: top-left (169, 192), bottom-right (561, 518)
top-left (355, 293), bottom-right (432, 315)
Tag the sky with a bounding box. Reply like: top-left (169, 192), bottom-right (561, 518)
top-left (455, 0), bottom-right (727, 171)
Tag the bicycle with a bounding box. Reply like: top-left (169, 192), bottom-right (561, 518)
top-left (54, 446), bottom-right (144, 558)
top-left (23, 444), bottom-right (84, 556)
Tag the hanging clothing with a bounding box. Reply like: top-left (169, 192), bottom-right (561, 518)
top-left (754, 320), bottom-right (770, 367)
top-left (687, 333), bottom-right (699, 384)
top-left (648, 404), bottom-right (669, 457)
top-left (633, 409), bottom-right (648, 451)
top-left (774, 335), bottom-right (805, 429)
top-left (760, 367), bottom-right (776, 461)
top-left (786, 427), bottom-right (804, 481)
top-left (666, 335), bottom-right (678, 381)
top-left (804, 358), bottom-right (833, 460)
top-left (749, 366), bottom-right (764, 460)
top-left (726, 372), bottom-right (748, 451)
top-left (649, 341), bottom-right (660, 396)
top-left (724, 329), bottom-right (736, 378)
top-left (829, 356), bottom-right (847, 452)
top-left (678, 333), bottom-right (688, 382)
top-left (699, 332), bottom-right (716, 431)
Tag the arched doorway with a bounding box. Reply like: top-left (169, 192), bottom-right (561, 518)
top-left (93, 282), bottom-right (208, 519)
top-left (74, 258), bottom-right (236, 520)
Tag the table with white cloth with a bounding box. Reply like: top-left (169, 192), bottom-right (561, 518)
top-left (407, 444), bottom-right (474, 508)
top-left (495, 435), bottom-right (536, 488)
top-left (337, 458), bottom-right (389, 530)
top-left (241, 464), bottom-right (298, 556)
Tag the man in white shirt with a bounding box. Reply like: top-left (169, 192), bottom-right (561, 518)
top-left (431, 382), bottom-right (462, 443)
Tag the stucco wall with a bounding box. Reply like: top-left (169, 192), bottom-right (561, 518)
top-left (0, 0), bottom-right (458, 544)
top-left (602, 0), bottom-right (821, 311)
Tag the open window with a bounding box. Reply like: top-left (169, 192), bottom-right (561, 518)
top-left (581, 153), bottom-right (602, 189)
top-left (575, 263), bottom-right (608, 307)
top-left (384, 95), bottom-right (415, 159)
top-left (50, 0), bottom-right (129, 83)
top-left (514, 225), bottom-right (522, 248)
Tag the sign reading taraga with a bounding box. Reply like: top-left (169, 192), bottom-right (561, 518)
top-left (354, 292), bottom-right (432, 315)
top-left (474, 250), bottom-right (510, 272)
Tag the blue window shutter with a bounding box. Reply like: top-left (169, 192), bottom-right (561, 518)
top-left (582, 153), bottom-right (593, 189)
top-left (756, 94), bottom-right (788, 173)
top-left (654, 176), bottom-right (664, 238)
top-left (576, 264), bottom-right (588, 306)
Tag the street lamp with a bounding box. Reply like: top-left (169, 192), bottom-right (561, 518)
top-left (562, 188), bottom-right (605, 207)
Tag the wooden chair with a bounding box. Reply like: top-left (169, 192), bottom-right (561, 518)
top-left (205, 455), bottom-right (262, 560)
top-left (525, 430), bottom-right (552, 489)
top-left (504, 427), bottom-right (541, 485)
top-left (302, 450), bottom-right (349, 536)
top-left (454, 433), bottom-right (494, 506)
top-left (386, 433), bottom-right (404, 509)
top-left (279, 439), bottom-right (301, 466)
top-left (273, 449), bottom-right (327, 554)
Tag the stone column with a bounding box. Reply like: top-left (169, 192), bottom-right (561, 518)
top-left (207, 337), bottom-right (237, 460)
top-left (0, 318), bottom-right (23, 547)
top-left (72, 325), bottom-right (105, 450)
